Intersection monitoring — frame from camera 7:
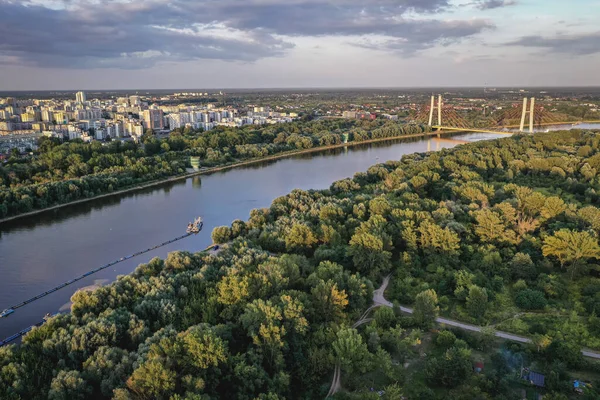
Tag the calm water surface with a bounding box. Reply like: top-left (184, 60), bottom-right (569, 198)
top-left (0, 129), bottom-right (592, 338)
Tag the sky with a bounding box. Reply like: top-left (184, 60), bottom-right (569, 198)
top-left (0, 0), bottom-right (599, 90)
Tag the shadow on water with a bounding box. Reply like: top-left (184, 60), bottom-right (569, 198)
top-left (0, 179), bottom-right (188, 234)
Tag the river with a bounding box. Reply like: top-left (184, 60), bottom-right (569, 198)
top-left (0, 128), bottom-right (595, 339)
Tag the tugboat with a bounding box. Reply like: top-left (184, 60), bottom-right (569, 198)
top-left (187, 217), bottom-right (203, 234)
top-left (0, 309), bottom-right (14, 318)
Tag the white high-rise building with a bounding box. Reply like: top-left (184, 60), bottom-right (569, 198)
top-left (76, 91), bottom-right (86, 103)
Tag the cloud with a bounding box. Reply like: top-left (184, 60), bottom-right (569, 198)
top-left (472, 0), bottom-right (517, 10)
top-left (354, 19), bottom-right (494, 55)
top-left (0, 0), bottom-right (492, 69)
top-left (507, 31), bottom-right (600, 55)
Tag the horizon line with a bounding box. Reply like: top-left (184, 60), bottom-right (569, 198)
top-left (2, 85), bottom-right (600, 93)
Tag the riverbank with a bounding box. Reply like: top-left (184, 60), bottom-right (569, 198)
top-left (0, 131), bottom-right (446, 225)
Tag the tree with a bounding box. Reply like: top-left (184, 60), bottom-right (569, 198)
top-left (127, 360), bottom-right (176, 399)
top-left (374, 306), bottom-right (396, 330)
top-left (532, 334), bottom-right (552, 353)
top-left (541, 197), bottom-right (566, 220)
top-left (418, 221), bottom-right (460, 255)
top-left (311, 280), bottom-right (349, 323)
top-left (466, 286), bottom-right (488, 320)
top-left (332, 328), bottom-right (370, 375)
top-left (425, 346), bottom-right (472, 388)
top-left (436, 330), bottom-right (457, 349)
top-left (578, 206), bottom-right (600, 232)
top-left (511, 252), bottom-right (537, 281)
top-left (413, 289), bottom-right (439, 327)
top-left (83, 346), bottom-right (133, 397)
top-left (241, 300), bottom-right (286, 369)
top-left (383, 384), bottom-right (404, 400)
top-left (211, 226), bottom-right (232, 244)
top-left (348, 215), bottom-right (393, 279)
top-left (478, 326), bottom-right (496, 351)
top-left (180, 325), bottom-right (227, 370)
top-left (285, 223), bottom-right (317, 253)
top-left (542, 229), bottom-right (600, 278)
top-left (547, 339), bottom-right (583, 368)
top-left (515, 289), bottom-right (547, 310)
top-left (473, 209), bottom-right (516, 244)
top-left (48, 370), bottom-right (91, 400)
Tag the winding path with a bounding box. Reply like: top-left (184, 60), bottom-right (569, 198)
top-left (326, 275), bottom-right (600, 398)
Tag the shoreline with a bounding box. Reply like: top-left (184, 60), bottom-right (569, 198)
top-left (0, 131), bottom-right (447, 224)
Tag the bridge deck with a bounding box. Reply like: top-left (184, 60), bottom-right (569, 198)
top-left (433, 126), bottom-right (514, 135)
top-left (433, 121), bottom-right (600, 135)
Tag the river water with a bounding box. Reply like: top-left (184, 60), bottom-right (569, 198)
top-left (0, 128), bottom-right (595, 339)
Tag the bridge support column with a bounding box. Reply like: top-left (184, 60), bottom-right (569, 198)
top-left (428, 95), bottom-right (443, 130)
top-left (438, 95), bottom-right (443, 127)
top-left (519, 97), bottom-right (536, 133)
top-left (520, 98), bottom-right (527, 132)
top-left (428, 96), bottom-right (435, 126)
top-left (529, 97), bottom-right (535, 133)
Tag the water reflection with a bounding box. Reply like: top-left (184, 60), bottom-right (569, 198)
top-left (0, 179), bottom-right (188, 234)
top-left (192, 176), bottom-right (202, 188)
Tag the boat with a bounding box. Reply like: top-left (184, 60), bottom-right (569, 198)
top-left (0, 309), bottom-right (15, 318)
top-left (186, 217), bottom-right (203, 234)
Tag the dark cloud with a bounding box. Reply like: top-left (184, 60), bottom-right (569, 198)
top-left (0, 0), bottom-right (492, 68)
top-left (507, 32), bottom-right (600, 55)
top-left (354, 19), bottom-right (494, 55)
top-left (475, 0), bottom-right (517, 10)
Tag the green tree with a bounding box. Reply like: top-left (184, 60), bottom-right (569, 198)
top-left (413, 289), bottom-right (439, 327)
top-left (511, 252), bottom-right (537, 281)
top-left (332, 328), bottom-right (370, 375)
top-left (515, 289), bottom-right (547, 310)
top-left (241, 300), bottom-right (286, 369)
top-left (127, 360), bottom-right (176, 399)
top-left (211, 226), bottom-right (232, 244)
top-left (436, 330), bottom-right (457, 349)
top-left (311, 280), bottom-right (349, 323)
top-left (180, 325), bottom-right (227, 369)
top-left (48, 370), bottom-right (91, 400)
top-left (374, 306), bottom-right (396, 330)
top-left (383, 384), bottom-right (404, 400)
top-left (425, 346), bottom-right (472, 388)
top-left (532, 334), bottom-right (552, 353)
top-left (466, 286), bottom-right (488, 320)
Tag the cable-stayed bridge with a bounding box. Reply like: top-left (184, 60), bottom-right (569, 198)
top-left (414, 95), bottom-right (598, 135)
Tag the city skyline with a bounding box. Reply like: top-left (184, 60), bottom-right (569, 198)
top-left (1, 0), bottom-right (599, 90)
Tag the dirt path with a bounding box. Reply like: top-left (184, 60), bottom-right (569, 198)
top-left (326, 275), bottom-right (392, 398)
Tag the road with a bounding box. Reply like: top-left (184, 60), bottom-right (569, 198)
top-left (326, 275), bottom-right (600, 398)
top-left (373, 276), bottom-right (600, 352)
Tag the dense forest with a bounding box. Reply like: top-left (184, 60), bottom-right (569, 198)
top-left (4, 130), bottom-right (600, 399)
top-left (0, 119), bottom-right (431, 219)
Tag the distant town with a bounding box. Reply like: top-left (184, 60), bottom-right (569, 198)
top-left (1, 87), bottom-right (599, 156)
top-left (0, 91), bottom-right (299, 154)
